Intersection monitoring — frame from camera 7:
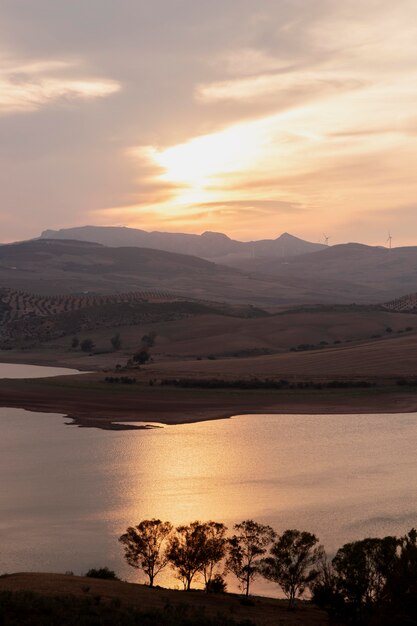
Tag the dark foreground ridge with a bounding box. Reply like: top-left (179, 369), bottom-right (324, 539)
top-left (0, 573), bottom-right (325, 626)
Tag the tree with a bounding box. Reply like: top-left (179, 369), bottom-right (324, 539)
top-left (119, 519), bottom-right (173, 587)
top-left (111, 333), bottom-right (122, 351)
top-left (80, 338), bottom-right (94, 353)
top-left (166, 521), bottom-right (223, 591)
top-left (332, 536), bottom-right (398, 610)
top-left (71, 336), bottom-right (79, 349)
top-left (385, 528), bottom-right (417, 613)
top-left (309, 553), bottom-right (343, 619)
top-left (260, 529), bottom-right (324, 608)
top-left (200, 521), bottom-right (228, 588)
top-left (226, 520), bottom-right (275, 596)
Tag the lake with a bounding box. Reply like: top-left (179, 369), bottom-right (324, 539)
top-left (0, 363), bottom-right (80, 379)
top-left (0, 364), bottom-right (416, 595)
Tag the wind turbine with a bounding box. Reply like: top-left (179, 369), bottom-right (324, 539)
top-left (323, 233), bottom-right (330, 246)
top-left (386, 232), bottom-right (393, 249)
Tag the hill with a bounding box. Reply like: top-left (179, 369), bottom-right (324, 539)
top-left (0, 286), bottom-right (265, 345)
top-left (0, 239), bottom-right (366, 306)
top-left (0, 239), bottom-right (275, 304)
top-left (220, 243), bottom-right (417, 303)
top-left (40, 225), bottom-right (327, 259)
top-left (3, 238), bottom-right (417, 306)
top-left (0, 573), bottom-right (326, 626)
top-left (384, 291), bottom-right (417, 312)
top-left (146, 330), bottom-right (417, 382)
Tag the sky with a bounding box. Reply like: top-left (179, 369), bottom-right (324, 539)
top-left (0, 0), bottom-right (417, 245)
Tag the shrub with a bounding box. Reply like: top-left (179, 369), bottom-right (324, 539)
top-left (206, 574), bottom-right (227, 593)
top-left (80, 338), bottom-right (94, 353)
top-left (133, 349), bottom-right (151, 364)
top-left (85, 567), bottom-right (119, 580)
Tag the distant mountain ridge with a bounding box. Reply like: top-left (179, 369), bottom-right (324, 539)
top-left (2, 237), bottom-right (417, 305)
top-left (40, 225), bottom-right (327, 259)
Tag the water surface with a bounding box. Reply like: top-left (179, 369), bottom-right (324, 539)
top-left (0, 362), bottom-right (80, 378)
top-left (0, 406), bottom-right (416, 595)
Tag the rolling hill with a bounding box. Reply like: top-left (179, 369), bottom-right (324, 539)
top-left (0, 238), bottom-right (367, 306)
top-left (220, 243), bottom-right (417, 303)
top-left (2, 237), bottom-right (417, 306)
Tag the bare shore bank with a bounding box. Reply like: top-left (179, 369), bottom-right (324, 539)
top-left (0, 372), bottom-right (416, 430)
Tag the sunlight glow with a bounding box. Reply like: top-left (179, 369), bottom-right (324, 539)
top-left (144, 123), bottom-right (267, 187)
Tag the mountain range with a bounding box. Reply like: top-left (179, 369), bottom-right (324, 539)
top-left (0, 233), bottom-right (416, 306)
top-left (40, 226), bottom-right (327, 261)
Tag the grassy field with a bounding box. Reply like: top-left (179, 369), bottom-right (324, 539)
top-left (0, 573), bottom-right (328, 625)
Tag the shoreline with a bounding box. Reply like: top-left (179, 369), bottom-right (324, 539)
top-left (1, 372), bottom-right (417, 430)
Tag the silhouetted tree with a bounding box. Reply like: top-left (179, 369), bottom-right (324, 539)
top-left (119, 519), bottom-right (173, 587)
top-left (226, 520), bottom-right (275, 596)
top-left (386, 528), bottom-right (417, 607)
top-left (200, 521), bottom-right (228, 587)
top-left (167, 521), bottom-right (224, 591)
top-left (309, 554), bottom-right (343, 620)
top-left (110, 333), bottom-right (122, 351)
top-left (260, 529), bottom-right (323, 608)
top-left (332, 535), bottom-right (398, 621)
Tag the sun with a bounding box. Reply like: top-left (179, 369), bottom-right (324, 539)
top-left (145, 122), bottom-right (266, 188)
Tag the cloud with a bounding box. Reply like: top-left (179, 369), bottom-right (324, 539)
top-left (0, 58), bottom-right (120, 114)
top-left (196, 71), bottom-right (366, 104)
top-left (0, 0), bottom-right (417, 243)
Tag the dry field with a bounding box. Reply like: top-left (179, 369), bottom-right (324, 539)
top-left (0, 573), bottom-right (327, 625)
top-left (146, 331), bottom-right (417, 381)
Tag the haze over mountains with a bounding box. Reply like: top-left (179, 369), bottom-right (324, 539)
top-left (40, 226), bottom-right (327, 261)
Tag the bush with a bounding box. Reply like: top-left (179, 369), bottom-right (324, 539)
top-left (80, 338), bottom-right (94, 353)
top-left (133, 349), bottom-right (151, 364)
top-left (206, 574), bottom-right (227, 593)
top-left (85, 567), bottom-right (119, 580)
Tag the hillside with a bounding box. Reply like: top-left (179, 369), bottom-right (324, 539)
top-left (0, 239), bottom-right (278, 304)
top-left (0, 238), bottom-right (369, 306)
top-left (220, 243), bottom-right (417, 303)
top-left (0, 287), bottom-right (265, 345)
top-left (146, 331), bottom-right (417, 382)
top-left (3, 238), bottom-right (417, 307)
top-left (40, 225), bottom-right (327, 259)
top-left (384, 291), bottom-right (417, 312)
top-left (0, 573), bottom-right (326, 626)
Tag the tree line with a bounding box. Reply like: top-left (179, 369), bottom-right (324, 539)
top-left (119, 519), bottom-right (417, 625)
